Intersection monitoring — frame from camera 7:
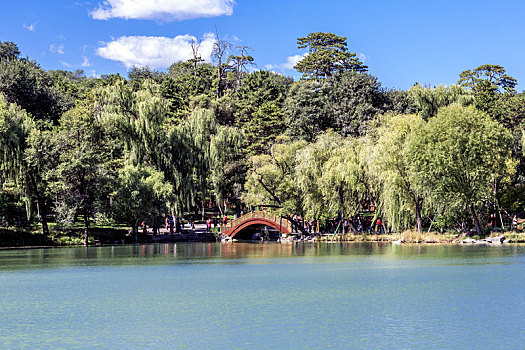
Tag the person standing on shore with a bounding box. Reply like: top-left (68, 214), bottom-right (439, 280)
top-left (168, 216), bottom-right (174, 236)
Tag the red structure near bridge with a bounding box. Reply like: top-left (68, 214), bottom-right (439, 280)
top-left (220, 211), bottom-right (292, 239)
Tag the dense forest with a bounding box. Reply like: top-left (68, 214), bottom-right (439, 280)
top-left (0, 33), bottom-right (524, 245)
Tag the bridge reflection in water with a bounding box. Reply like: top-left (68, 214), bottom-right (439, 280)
top-left (220, 211), bottom-right (292, 240)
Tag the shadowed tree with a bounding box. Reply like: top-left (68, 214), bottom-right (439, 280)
top-left (0, 41), bottom-right (21, 61)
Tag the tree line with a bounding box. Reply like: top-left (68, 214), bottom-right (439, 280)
top-left (0, 33), bottom-right (524, 244)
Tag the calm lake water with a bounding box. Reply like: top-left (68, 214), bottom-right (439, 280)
top-left (0, 242), bottom-right (524, 349)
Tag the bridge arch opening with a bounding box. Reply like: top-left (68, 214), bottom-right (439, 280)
top-left (231, 225), bottom-right (281, 240)
top-left (221, 212), bottom-right (292, 239)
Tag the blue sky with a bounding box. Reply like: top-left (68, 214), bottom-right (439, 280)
top-left (2, 0), bottom-right (525, 90)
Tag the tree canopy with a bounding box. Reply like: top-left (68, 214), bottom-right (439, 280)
top-left (0, 36), bottom-right (524, 244)
top-left (294, 32), bottom-right (367, 80)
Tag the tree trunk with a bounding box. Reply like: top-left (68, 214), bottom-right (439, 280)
top-left (29, 174), bottom-right (49, 236)
top-left (24, 189), bottom-right (30, 221)
top-left (133, 223), bottom-right (139, 243)
top-left (470, 204), bottom-right (483, 236)
top-left (415, 199), bottom-right (423, 234)
top-left (83, 213), bottom-right (89, 246)
top-left (216, 65), bottom-right (222, 99)
top-left (283, 215), bottom-right (308, 235)
top-left (347, 221), bottom-right (358, 234)
top-left (153, 221), bottom-right (158, 236)
top-left (34, 199), bottom-right (50, 236)
top-left (499, 212), bottom-right (505, 232)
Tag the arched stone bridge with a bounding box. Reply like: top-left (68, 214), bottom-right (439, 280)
top-left (221, 211), bottom-right (292, 239)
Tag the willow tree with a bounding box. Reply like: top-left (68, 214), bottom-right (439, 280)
top-left (209, 124), bottom-right (245, 215)
top-left (370, 113), bottom-right (427, 233)
top-left (183, 108), bottom-right (244, 216)
top-left (295, 131), bottom-right (343, 221)
top-left (413, 105), bottom-right (516, 235)
top-left (409, 84), bottom-right (473, 120)
top-left (0, 94), bottom-right (55, 235)
top-left (320, 137), bottom-right (373, 228)
top-left (243, 136), bottom-right (307, 229)
top-left (95, 79), bottom-right (193, 215)
top-left (295, 131), bottom-right (372, 230)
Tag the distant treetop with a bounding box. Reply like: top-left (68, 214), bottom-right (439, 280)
top-left (294, 32), bottom-right (367, 81)
top-left (458, 64), bottom-right (517, 94)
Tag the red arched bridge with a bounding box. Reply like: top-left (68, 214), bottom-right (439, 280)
top-left (221, 211), bottom-right (292, 239)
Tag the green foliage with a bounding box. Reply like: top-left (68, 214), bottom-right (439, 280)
top-left (1, 38), bottom-right (524, 242)
top-left (243, 136), bottom-right (307, 216)
top-left (182, 108), bottom-right (245, 212)
top-left (47, 69), bottom-right (97, 107)
top-left (383, 89), bottom-right (417, 115)
top-left (328, 71), bottom-right (384, 136)
top-left (235, 70), bottom-right (292, 153)
top-left (295, 132), bottom-right (344, 219)
top-left (243, 101), bottom-right (286, 154)
top-left (412, 105), bottom-right (516, 234)
top-left (0, 94), bottom-right (32, 179)
top-left (296, 131), bottom-right (371, 221)
top-left (500, 185), bottom-right (525, 216)
top-left (458, 65), bottom-right (519, 124)
top-left (294, 32), bottom-right (367, 80)
top-left (458, 64), bottom-right (517, 94)
top-left (408, 84), bottom-right (474, 119)
top-left (96, 79), bottom-right (193, 214)
top-left (128, 66), bottom-right (166, 85)
top-left (370, 113), bottom-right (427, 232)
top-left (285, 71), bottom-right (385, 140)
top-left (49, 105), bottom-right (115, 235)
top-left (113, 164), bottom-right (173, 227)
top-left (0, 59), bottom-right (68, 122)
top-left (0, 41), bottom-right (20, 61)
top-left (0, 182), bottom-right (25, 227)
top-left (0, 94), bottom-right (55, 234)
top-left (284, 81), bottom-right (331, 142)
top-left (487, 92), bottom-right (525, 130)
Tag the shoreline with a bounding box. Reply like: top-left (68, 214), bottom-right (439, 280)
top-left (2, 233), bottom-right (525, 250)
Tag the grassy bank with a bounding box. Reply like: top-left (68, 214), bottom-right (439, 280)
top-left (0, 225), bottom-right (131, 248)
top-left (322, 230), bottom-right (525, 243)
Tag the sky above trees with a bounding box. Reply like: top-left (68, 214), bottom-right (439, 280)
top-left (2, 0), bottom-right (525, 90)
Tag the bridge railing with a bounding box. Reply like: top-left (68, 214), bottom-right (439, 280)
top-left (220, 211), bottom-right (292, 233)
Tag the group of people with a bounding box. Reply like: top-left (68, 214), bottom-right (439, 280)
top-left (164, 216), bottom-right (196, 235)
top-left (205, 215), bottom-right (229, 233)
top-left (296, 215), bottom-right (387, 235)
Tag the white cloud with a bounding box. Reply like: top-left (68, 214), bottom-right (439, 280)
top-left (23, 23), bottom-right (36, 32)
top-left (91, 0), bottom-right (235, 21)
top-left (60, 61), bottom-right (72, 68)
top-left (96, 33), bottom-right (215, 68)
top-left (359, 53), bottom-right (367, 62)
top-left (82, 56), bottom-right (91, 67)
top-left (50, 43), bottom-right (65, 55)
top-left (265, 54), bottom-right (306, 71)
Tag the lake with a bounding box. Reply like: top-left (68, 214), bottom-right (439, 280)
top-left (0, 242), bottom-right (524, 349)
